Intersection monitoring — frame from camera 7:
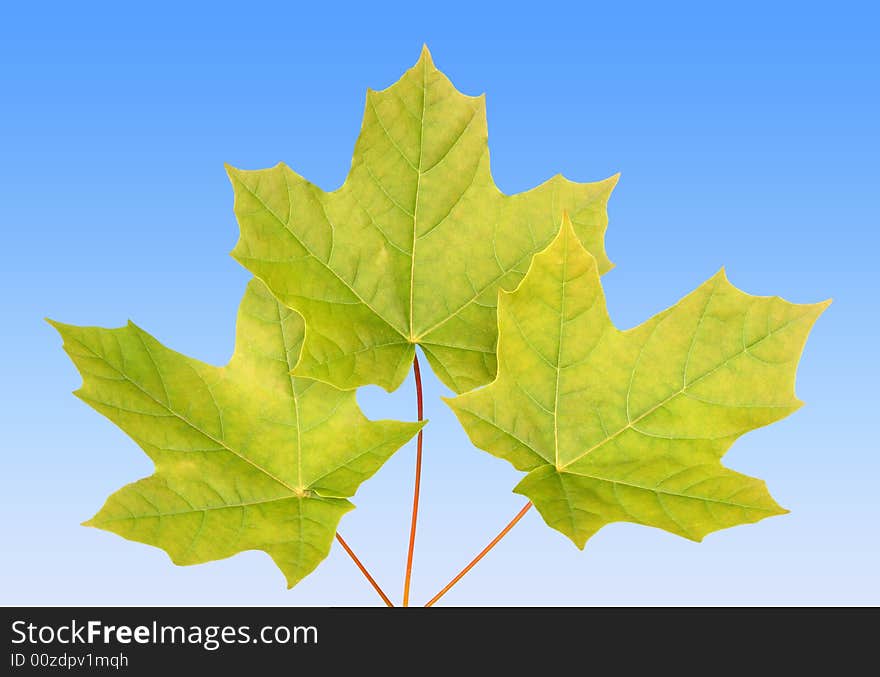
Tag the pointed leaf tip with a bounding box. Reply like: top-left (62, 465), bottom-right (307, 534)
top-left (224, 163), bottom-right (240, 183)
top-left (551, 211), bottom-right (584, 251)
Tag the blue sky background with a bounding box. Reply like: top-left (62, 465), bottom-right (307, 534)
top-left (2, 1), bottom-right (877, 605)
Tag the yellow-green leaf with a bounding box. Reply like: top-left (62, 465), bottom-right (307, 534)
top-left (227, 46), bottom-right (617, 393)
top-left (50, 280), bottom-right (423, 587)
top-left (447, 217), bottom-right (828, 548)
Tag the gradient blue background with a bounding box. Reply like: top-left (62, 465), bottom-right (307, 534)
top-left (2, 1), bottom-right (877, 605)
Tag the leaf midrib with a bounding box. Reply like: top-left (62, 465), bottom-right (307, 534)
top-left (408, 53), bottom-right (428, 341)
top-left (552, 233), bottom-right (568, 467)
top-left (93, 494), bottom-right (307, 523)
top-left (558, 310), bottom-right (807, 469)
top-left (73, 334), bottom-right (302, 498)
top-left (539, 466), bottom-right (779, 513)
top-left (275, 300), bottom-right (304, 489)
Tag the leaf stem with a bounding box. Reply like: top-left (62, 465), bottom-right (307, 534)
top-left (424, 501), bottom-right (532, 607)
top-left (335, 533), bottom-right (393, 607)
top-left (402, 354), bottom-right (425, 607)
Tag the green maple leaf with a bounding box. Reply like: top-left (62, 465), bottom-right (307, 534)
top-left (226, 46), bottom-right (617, 394)
top-left (49, 279), bottom-right (423, 587)
top-left (447, 217), bottom-right (828, 547)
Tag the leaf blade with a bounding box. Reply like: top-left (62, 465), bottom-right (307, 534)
top-left (448, 217), bottom-right (827, 548)
top-left (228, 47), bottom-right (617, 393)
top-left (52, 279), bottom-right (423, 587)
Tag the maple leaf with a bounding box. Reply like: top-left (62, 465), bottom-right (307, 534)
top-left (226, 46), bottom-right (618, 394)
top-left (49, 280), bottom-right (423, 587)
top-left (447, 217), bottom-right (828, 547)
